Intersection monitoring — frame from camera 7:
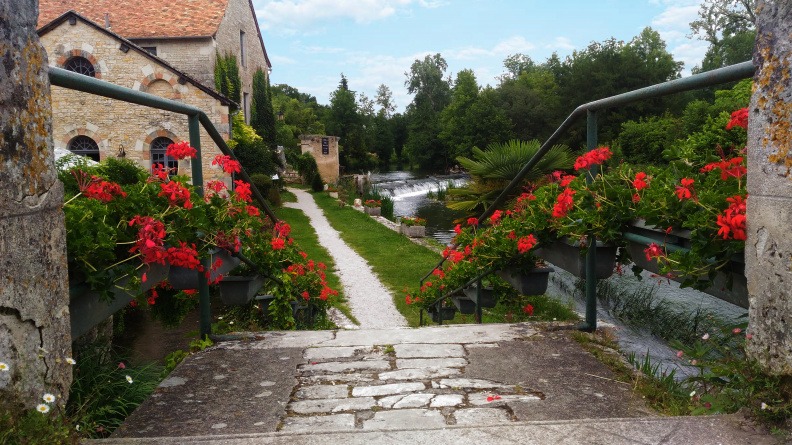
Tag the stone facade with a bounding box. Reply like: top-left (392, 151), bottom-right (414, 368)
top-left (0, 0), bottom-right (72, 408)
top-left (300, 135), bottom-right (340, 184)
top-left (39, 16), bottom-right (232, 184)
top-left (746, 0), bottom-right (792, 375)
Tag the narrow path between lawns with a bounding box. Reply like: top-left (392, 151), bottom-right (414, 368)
top-left (284, 187), bottom-right (407, 329)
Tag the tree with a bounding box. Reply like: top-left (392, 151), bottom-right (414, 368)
top-left (251, 68), bottom-right (277, 149)
top-left (690, 1), bottom-right (757, 73)
top-left (214, 53), bottom-right (241, 110)
top-left (403, 54), bottom-right (451, 171)
top-left (499, 53), bottom-right (536, 83)
top-left (326, 75), bottom-right (371, 171)
top-left (375, 84), bottom-right (396, 117)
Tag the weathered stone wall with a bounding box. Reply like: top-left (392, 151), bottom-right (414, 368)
top-left (40, 20), bottom-right (231, 185)
top-left (746, 0), bottom-right (792, 375)
top-left (0, 0), bottom-right (72, 407)
top-left (214, 0), bottom-right (270, 122)
top-left (129, 38), bottom-right (216, 88)
top-left (300, 135), bottom-right (340, 184)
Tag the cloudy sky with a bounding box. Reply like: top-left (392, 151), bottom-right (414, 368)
top-left (252, 0), bottom-right (709, 111)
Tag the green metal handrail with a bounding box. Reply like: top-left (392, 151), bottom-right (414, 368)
top-left (421, 61), bottom-right (755, 329)
top-left (50, 66), bottom-right (280, 339)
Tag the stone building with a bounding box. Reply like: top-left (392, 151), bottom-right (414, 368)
top-left (36, 0), bottom-right (272, 182)
top-left (300, 135), bottom-right (340, 184)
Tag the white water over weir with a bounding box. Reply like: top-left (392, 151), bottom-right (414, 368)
top-left (373, 176), bottom-right (468, 201)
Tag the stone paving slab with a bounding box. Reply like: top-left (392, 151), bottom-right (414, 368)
top-left (289, 397), bottom-right (376, 414)
top-left (351, 382), bottom-right (425, 397)
top-left (361, 408), bottom-right (447, 430)
top-left (393, 343), bottom-right (466, 358)
top-left (395, 357), bottom-right (468, 368)
top-left (378, 367), bottom-right (460, 380)
top-left (454, 407), bottom-right (513, 425)
top-left (303, 346), bottom-right (359, 360)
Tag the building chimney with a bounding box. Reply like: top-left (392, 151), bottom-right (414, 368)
top-left (104, 13), bottom-right (111, 29)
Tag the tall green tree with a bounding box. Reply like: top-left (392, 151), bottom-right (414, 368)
top-left (404, 53), bottom-right (451, 172)
top-left (327, 75), bottom-right (371, 171)
top-left (251, 68), bottom-right (277, 149)
top-left (214, 53), bottom-right (241, 111)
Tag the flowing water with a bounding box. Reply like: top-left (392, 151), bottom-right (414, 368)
top-left (370, 171), bottom-right (468, 246)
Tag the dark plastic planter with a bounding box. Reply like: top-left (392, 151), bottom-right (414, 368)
top-left (462, 285), bottom-right (497, 308)
top-left (535, 240), bottom-right (617, 279)
top-left (218, 275), bottom-right (265, 305)
top-left (168, 248), bottom-right (241, 290)
top-left (428, 305), bottom-right (457, 323)
top-left (496, 267), bottom-right (553, 295)
top-left (451, 295), bottom-right (477, 314)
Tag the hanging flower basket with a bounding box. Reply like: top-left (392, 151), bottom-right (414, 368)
top-left (218, 275), bottom-right (266, 305)
top-left (168, 248), bottom-right (241, 290)
top-left (427, 305), bottom-right (457, 323)
top-left (462, 284), bottom-right (497, 308)
top-left (496, 266), bottom-right (553, 295)
top-left (535, 239), bottom-right (617, 279)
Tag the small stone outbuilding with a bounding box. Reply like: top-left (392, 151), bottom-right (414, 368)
top-left (300, 135), bottom-right (340, 184)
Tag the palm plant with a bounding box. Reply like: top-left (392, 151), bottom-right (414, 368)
top-left (447, 139), bottom-right (573, 213)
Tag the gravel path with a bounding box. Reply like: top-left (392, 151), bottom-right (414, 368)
top-left (284, 188), bottom-right (407, 329)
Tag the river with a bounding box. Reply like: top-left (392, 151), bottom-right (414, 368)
top-left (369, 171), bottom-right (468, 246)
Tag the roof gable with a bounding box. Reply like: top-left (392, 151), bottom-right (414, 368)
top-left (37, 0), bottom-right (229, 39)
top-left (38, 11), bottom-right (235, 107)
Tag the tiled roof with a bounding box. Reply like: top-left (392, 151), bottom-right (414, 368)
top-left (37, 0), bottom-right (229, 38)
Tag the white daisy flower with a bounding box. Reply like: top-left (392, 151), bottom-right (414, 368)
top-left (65, 357), bottom-right (76, 365)
top-left (689, 390), bottom-right (696, 397)
top-left (701, 333), bottom-right (710, 340)
top-left (126, 375), bottom-right (133, 384)
top-left (42, 393), bottom-right (56, 403)
top-left (761, 402), bottom-right (768, 410)
top-left (36, 404), bottom-right (50, 414)
top-left (0, 362), bottom-right (9, 372)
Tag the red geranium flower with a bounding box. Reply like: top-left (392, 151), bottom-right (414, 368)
top-left (271, 237), bottom-right (286, 250)
top-left (643, 243), bottom-right (665, 261)
top-left (522, 304), bottom-right (534, 316)
top-left (517, 235), bottom-right (537, 254)
top-left (165, 141), bottom-right (196, 159)
top-left (674, 178), bottom-right (694, 200)
top-left (632, 172), bottom-right (648, 190)
top-left (212, 155), bottom-right (242, 175)
top-left (726, 107), bottom-right (748, 130)
top-left (158, 181), bottom-right (193, 209)
top-left (233, 180), bottom-right (253, 203)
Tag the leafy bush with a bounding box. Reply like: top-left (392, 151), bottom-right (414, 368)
top-left (616, 114), bottom-right (684, 165)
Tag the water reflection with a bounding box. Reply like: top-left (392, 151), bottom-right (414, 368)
top-left (370, 171), bottom-right (468, 246)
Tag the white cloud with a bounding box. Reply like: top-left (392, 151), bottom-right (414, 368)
top-left (649, 0), bottom-right (709, 74)
top-left (546, 36), bottom-right (576, 52)
top-left (651, 5), bottom-right (699, 28)
top-left (492, 36), bottom-right (536, 55)
top-left (255, 0), bottom-right (446, 34)
top-left (270, 55), bottom-right (297, 65)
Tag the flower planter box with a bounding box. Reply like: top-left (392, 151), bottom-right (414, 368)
top-left (69, 263), bottom-right (169, 339)
top-left (400, 224), bottom-right (426, 238)
top-left (496, 267), bottom-right (553, 295)
top-left (168, 248), bottom-right (241, 290)
top-left (364, 206), bottom-right (381, 216)
top-left (427, 305), bottom-right (457, 323)
top-left (625, 222), bottom-right (748, 308)
top-left (328, 191), bottom-right (339, 199)
top-left (462, 284), bottom-right (497, 308)
top-left (535, 240), bottom-right (617, 279)
top-left (218, 275), bottom-right (266, 305)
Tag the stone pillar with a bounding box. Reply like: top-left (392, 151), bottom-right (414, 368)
top-left (0, 0), bottom-right (72, 407)
top-left (746, 0), bottom-right (792, 375)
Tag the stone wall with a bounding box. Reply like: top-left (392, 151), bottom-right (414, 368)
top-left (0, 0), bottom-right (72, 407)
top-left (300, 135), bottom-right (340, 184)
top-left (746, 0), bottom-right (792, 375)
top-left (40, 20), bottom-right (231, 185)
top-left (129, 38), bottom-right (216, 88)
top-left (214, 0), bottom-right (271, 122)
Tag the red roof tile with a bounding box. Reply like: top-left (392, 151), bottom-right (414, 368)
top-left (38, 0), bottom-right (229, 38)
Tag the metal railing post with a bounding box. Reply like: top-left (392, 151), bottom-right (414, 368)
top-left (583, 110), bottom-right (599, 332)
top-left (189, 114), bottom-right (212, 339)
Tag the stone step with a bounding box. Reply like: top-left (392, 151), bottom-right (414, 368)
top-left (87, 415), bottom-right (775, 444)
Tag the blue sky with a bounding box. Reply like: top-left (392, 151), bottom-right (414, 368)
top-left (252, 0), bottom-right (709, 112)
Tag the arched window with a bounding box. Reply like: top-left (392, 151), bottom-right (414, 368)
top-left (150, 136), bottom-right (177, 176)
top-left (64, 56), bottom-right (96, 77)
top-left (67, 135), bottom-right (100, 161)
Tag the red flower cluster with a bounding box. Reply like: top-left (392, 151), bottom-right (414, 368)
top-left (245, 205), bottom-right (260, 216)
top-left (271, 237), bottom-right (286, 250)
top-left (166, 141), bottom-right (196, 159)
top-left (632, 172), bottom-right (648, 190)
top-left (726, 108), bottom-right (748, 130)
top-left (522, 304), bottom-right (534, 316)
top-left (233, 180), bottom-right (253, 203)
top-left (128, 216), bottom-right (167, 264)
top-left (159, 181), bottom-right (193, 209)
top-left (716, 195), bottom-right (747, 240)
top-left (274, 221), bottom-right (292, 238)
top-left (206, 180), bottom-right (227, 194)
top-left (490, 210), bottom-right (503, 224)
top-left (150, 164), bottom-right (171, 182)
top-left (700, 157), bottom-right (746, 181)
top-left (212, 155), bottom-right (242, 175)
top-left (167, 242), bottom-right (202, 270)
top-left (552, 188), bottom-right (576, 218)
top-left (467, 217), bottom-right (478, 226)
top-left (573, 146), bottom-right (612, 171)
top-left (517, 234), bottom-right (537, 254)
top-left (674, 178), bottom-right (695, 200)
top-left (84, 177), bottom-right (127, 203)
top-left (643, 242), bottom-right (665, 261)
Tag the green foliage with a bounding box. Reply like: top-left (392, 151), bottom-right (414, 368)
top-left (311, 171), bottom-right (324, 192)
top-left (0, 396), bottom-right (77, 444)
top-left (251, 69), bottom-right (278, 149)
top-left (327, 74), bottom-right (372, 172)
top-left (67, 345), bottom-right (163, 438)
top-left (95, 158), bottom-right (149, 185)
top-left (214, 53), bottom-right (241, 110)
top-left (449, 139), bottom-right (572, 214)
top-left (404, 54), bottom-right (452, 172)
top-left (291, 152), bottom-right (321, 186)
top-left (146, 288), bottom-right (198, 328)
top-left (234, 138), bottom-right (276, 176)
top-left (616, 114), bottom-right (684, 165)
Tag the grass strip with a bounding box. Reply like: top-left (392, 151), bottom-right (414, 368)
top-left (275, 205), bottom-right (358, 325)
top-left (311, 191), bottom-right (441, 326)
